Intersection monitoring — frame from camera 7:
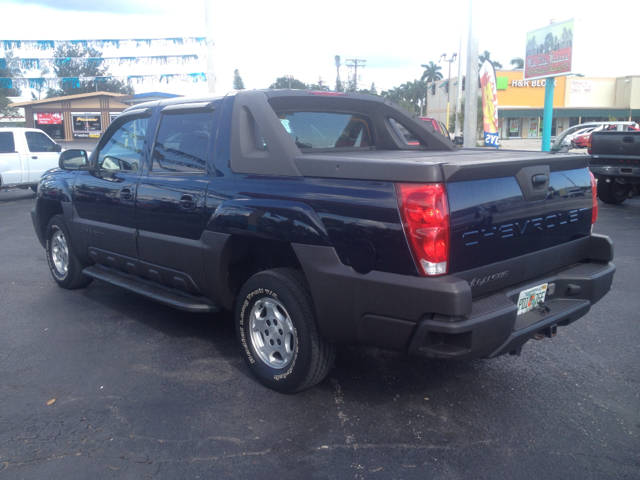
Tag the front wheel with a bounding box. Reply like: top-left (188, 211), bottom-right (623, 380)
top-left (235, 268), bottom-right (336, 393)
top-left (597, 180), bottom-right (631, 205)
top-left (45, 215), bottom-right (93, 289)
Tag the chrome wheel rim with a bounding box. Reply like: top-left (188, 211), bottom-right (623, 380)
top-left (249, 297), bottom-right (296, 369)
top-left (51, 230), bottom-right (69, 275)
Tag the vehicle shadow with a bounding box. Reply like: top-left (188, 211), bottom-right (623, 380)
top-left (78, 280), bottom-right (508, 398)
top-left (0, 189), bottom-right (37, 203)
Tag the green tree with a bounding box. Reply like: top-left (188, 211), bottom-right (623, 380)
top-left (478, 51), bottom-right (503, 69)
top-left (0, 94), bottom-right (19, 119)
top-left (334, 55), bottom-right (343, 92)
top-left (510, 57), bottom-right (524, 69)
top-left (381, 85), bottom-right (416, 114)
top-left (45, 44), bottom-right (134, 98)
top-left (0, 51), bottom-right (23, 97)
top-left (400, 79), bottom-right (429, 116)
top-left (31, 65), bottom-right (51, 100)
top-left (420, 61), bottom-right (443, 83)
top-left (0, 52), bottom-right (22, 118)
top-left (358, 82), bottom-right (378, 96)
top-left (233, 69), bottom-right (245, 89)
top-left (269, 76), bottom-right (308, 90)
top-left (309, 76), bottom-right (330, 92)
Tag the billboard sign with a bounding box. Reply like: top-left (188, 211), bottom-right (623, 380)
top-left (525, 18), bottom-right (574, 80)
top-left (36, 112), bottom-right (62, 125)
top-left (480, 60), bottom-right (499, 148)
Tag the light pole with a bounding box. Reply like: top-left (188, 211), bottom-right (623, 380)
top-left (440, 53), bottom-right (457, 132)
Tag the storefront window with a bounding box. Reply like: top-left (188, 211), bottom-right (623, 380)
top-left (527, 118), bottom-right (538, 138)
top-left (539, 118), bottom-right (557, 136)
top-left (72, 112), bottom-right (102, 139)
top-left (34, 112), bottom-right (64, 140)
top-left (508, 119), bottom-right (520, 138)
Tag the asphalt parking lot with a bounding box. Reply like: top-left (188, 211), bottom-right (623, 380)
top-left (1, 188), bottom-right (638, 479)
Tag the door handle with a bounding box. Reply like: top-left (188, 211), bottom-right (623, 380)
top-left (119, 187), bottom-right (134, 202)
top-left (179, 194), bottom-right (196, 211)
top-left (31, 156), bottom-right (38, 159)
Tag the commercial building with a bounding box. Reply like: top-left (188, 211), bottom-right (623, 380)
top-left (426, 70), bottom-right (640, 139)
top-left (10, 91), bottom-right (180, 141)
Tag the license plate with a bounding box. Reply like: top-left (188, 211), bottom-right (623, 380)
top-left (516, 283), bottom-right (548, 315)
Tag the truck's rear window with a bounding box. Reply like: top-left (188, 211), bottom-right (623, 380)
top-left (0, 132), bottom-right (15, 152)
top-left (275, 111), bottom-right (372, 149)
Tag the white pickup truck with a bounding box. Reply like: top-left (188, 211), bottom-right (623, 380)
top-left (1, 127), bottom-right (62, 192)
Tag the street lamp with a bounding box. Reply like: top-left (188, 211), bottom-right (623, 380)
top-left (440, 53), bottom-right (457, 132)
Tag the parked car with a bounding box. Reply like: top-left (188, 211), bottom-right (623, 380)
top-left (551, 121), bottom-right (638, 153)
top-left (589, 129), bottom-right (640, 204)
top-left (420, 117), bottom-right (452, 140)
top-left (31, 90), bottom-right (615, 393)
top-left (575, 124), bottom-right (640, 149)
top-left (562, 127), bottom-right (596, 148)
top-left (0, 127), bottom-right (62, 192)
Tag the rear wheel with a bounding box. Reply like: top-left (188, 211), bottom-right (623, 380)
top-left (235, 268), bottom-right (336, 393)
top-left (597, 180), bottom-right (631, 204)
top-left (45, 215), bottom-right (92, 289)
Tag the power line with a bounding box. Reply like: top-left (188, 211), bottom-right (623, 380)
top-left (345, 59), bottom-right (366, 92)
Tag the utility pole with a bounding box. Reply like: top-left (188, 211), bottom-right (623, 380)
top-left (345, 59), bottom-right (366, 92)
top-left (455, 16), bottom-right (465, 138)
top-left (463, 0), bottom-right (479, 149)
top-left (440, 53), bottom-right (457, 132)
top-left (285, 74), bottom-right (294, 89)
top-left (204, 0), bottom-right (216, 93)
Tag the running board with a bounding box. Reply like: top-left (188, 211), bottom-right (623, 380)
top-left (83, 265), bottom-right (220, 313)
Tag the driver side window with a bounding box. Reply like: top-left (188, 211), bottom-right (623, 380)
top-left (98, 117), bottom-right (148, 171)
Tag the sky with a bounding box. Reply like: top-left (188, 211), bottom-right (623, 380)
top-left (1, 0), bottom-right (639, 99)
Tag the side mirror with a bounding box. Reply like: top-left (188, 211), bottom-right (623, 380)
top-left (59, 149), bottom-right (89, 170)
top-left (54, 144), bottom-right (62, 152)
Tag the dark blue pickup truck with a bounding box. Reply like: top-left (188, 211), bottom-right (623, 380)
top-left (31, 90), bottom-right (615, 393)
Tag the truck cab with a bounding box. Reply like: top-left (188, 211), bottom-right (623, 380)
top-left (0, 127), bottom-right (62, 191)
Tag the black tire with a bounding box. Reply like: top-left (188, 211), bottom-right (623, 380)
top-left (597, 180), bottom-right (630, 205)
top-left (235, 268), bottom-right (336, 393)
top-left (45, 215), bottom-right (93, 289)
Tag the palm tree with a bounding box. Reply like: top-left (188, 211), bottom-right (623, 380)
top-left (478, 50), bottom-right (503, 69)
top-left (400, 80), bottom-right (429, 116)
top-left (510, 57), bottom-right (524, 69)
top-left (420, 61), bottom-right (443, 83)
top-left (382, 86), bottom-right (404, 103)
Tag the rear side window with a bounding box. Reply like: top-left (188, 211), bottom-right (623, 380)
top-left (25, 131), bottom-right (56, 152)
top-left (0, 132), bottom-right (15, 152)
top-left (275, 111), bottom-right (372, 149)
top-left (151, 112), bottom-right (212, 174)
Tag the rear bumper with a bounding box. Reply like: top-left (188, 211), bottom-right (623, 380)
top-left (407, 260), bottom-right (615, 360)
top-left (294, 234), bottom-right (615, 360)
top-left (590, 164), bottom-right (640, 180)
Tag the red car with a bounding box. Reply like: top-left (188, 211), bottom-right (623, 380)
top-left (574, 124), bottom-right (640, 149)
top-left (420, 117), bottom-right (452, 140)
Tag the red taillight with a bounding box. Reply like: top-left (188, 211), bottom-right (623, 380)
top-left (587, 133), bottom-right (593, 154)
top-left (589, 171), bottom-right (598, 224)
top-left (396, 183), bottom-right (450, 276)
